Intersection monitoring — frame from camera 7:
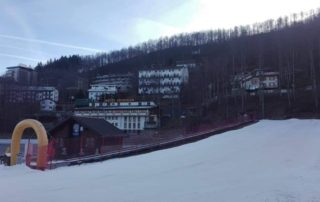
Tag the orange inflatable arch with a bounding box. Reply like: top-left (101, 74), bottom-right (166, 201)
top-left (10, 119), bottom-right (48, 169)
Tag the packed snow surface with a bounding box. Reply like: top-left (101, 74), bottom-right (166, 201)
top-left (1, 119), bottom-right (320, 202)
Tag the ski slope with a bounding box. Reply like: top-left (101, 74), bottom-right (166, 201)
top-left (1, 119), bottom-right (320, 202)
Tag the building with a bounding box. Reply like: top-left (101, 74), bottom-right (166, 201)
top-left (4, 64), bottom-right (38, 85)
top-left (40, 99), bottom-right (57, 111)
top-left (74, 101), bottom-right (159, 131)
top-left (232, 69), bottom-right (279, 92)
top-left (3, 85), bottom-right (59, 111)
top-left (88, 73), bottom-right (134, 101)
top-left (5, 86), bottom-right (58, 103)
top-left (138, 67), bottom-right (189, 98)
top-left (49, 116), bottom-right (126, 158)
top-left (176, 60), bottom-right (198, 70)
top-left (88, 85), bottom-right (117, 100)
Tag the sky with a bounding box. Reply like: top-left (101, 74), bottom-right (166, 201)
top-left (0, 0), bottom-right (319, 73)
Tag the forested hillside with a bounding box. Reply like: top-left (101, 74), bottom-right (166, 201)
top-left (35, 9), bottom-right (320, 118)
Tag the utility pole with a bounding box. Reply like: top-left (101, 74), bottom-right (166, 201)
top-left (157, 71), bottom-right (161, 128)
top-left (258, 47), bottom-right (265, 119)
top-left (258, 70), bottom-right (265, 119)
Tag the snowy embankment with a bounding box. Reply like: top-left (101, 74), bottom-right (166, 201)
top-left (1, 119), bottom-right (320, 202)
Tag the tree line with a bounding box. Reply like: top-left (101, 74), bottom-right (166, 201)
top-left (35, 8), bottom-right (320, 119)
top-left (37, 9), bottom-right (320, 72)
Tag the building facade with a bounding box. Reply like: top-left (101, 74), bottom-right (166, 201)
top-left (3, 85), bottom-right (59, 111)
top-left (88, 85), bottom-right (117, 100)
top-left (40, 99), bottom-right (57, 111)
top-left (88, 73), bottom-right (134, 101)
top-left (4, 65), bottom-right (38, 85)
top-left (233, 69), bottom-right (279, 92)
top-left (74, 101), bottom-right (159, 131)
top-left (138, 67), bottom-right (189, 98)
top-left (176, 60), bottom-right (197, 70)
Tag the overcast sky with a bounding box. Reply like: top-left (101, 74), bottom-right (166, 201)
top-left (0, 0), bottom-right (319, 73)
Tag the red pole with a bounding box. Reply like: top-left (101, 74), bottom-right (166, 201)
top-left (26, 139), bottom-right (31, 167)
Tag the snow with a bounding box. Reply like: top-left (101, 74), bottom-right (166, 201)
top-left (1, 119), bottom-right (320, 202)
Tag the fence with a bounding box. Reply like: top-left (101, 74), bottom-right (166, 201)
top-left (23, 116), bottom-right (255, 170)
top-left (25, 139), bottom-right (55, 170)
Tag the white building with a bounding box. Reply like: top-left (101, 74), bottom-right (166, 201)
top-left (88, 85), bottom-right (117, 101)
top-left (40, 99), bottom-right (57, 111)
top-left (233, 70), bottom-right (279, 92)
top-left (5, 86), bottom-right (59, 111)
top-left (34, 86), bottom-right (59, 102)
top-left (74, 101), bottom-right (158, 131)
top-left (261, 72), bottom-right (279, 89)
top-left (88, 73), bottom-right (134, 101)
top-left (138, 67), bottom-right (189, 98)
top-left (176, 60), bottom-right (197, 70)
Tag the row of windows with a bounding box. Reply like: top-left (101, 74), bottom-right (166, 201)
top-left (106, 119), bottom-right (143, 129)
top-left (76, 110), bottom-right (148, 114)
top-left (139, 82), bottom-right (182, 86)
top-left (124, 122), bottom-right (141, 129)
top-left (124, 116), bottom-right (141, 122)
top-left (106, 116), bottom-right (117, 120)
top-left (265, 76), bottom-right (277, 81)
top-left (139, 69), bottom-right (184, 75)
top-left (266, 82), bottom-right (277, 87)
top-left (140, 69), bottom-right (183, 73)
top-left (139, 77), bottom-right (182, 81)
top-left (138, 88), bottom-right (181, 94)
top-left (105, 116), bottom-right (142, 122)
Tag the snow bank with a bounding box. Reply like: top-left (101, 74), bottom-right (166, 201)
top-left (1, 119), bottom-right (320, 202)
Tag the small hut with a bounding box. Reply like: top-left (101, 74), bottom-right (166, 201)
top-left (49, 116), bottom-right (126, 158)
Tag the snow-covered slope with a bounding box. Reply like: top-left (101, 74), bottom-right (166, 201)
top-left (1, 119), bottom-right (320, 202)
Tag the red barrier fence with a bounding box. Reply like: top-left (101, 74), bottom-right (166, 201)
top-left (41, 117), bottom-right (255, 169)
top-left (25, 140), bottom-right (51, 170)
top-left (18, 116), bottom-right (254, 170)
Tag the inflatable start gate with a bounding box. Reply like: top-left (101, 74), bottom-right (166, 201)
top-left (10, 119), bottom-right (48, 170)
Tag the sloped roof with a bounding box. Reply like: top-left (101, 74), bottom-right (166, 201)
top-left (49, 116), bottom-right (125, 137)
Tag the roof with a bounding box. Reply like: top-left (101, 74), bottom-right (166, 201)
top-left (76, 105), bottom-right (156, 111)
top-left (6, 65), bottom-right (34, 71)
top-left (138, 66), bottom-right (188, 72)
top-left (49, 116), bottom-right (125, 138)
top-left (74, 99), bottom-right (90, 107)
top-left (76, 101), bottom-right (157, 110)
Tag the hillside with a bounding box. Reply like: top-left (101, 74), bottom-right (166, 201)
top-left (36, 10), bottom-right (320, 87)
top-left (32, 10), bottom-right (320, 120)
top-left (1, 119), bottom-right (320, 201)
